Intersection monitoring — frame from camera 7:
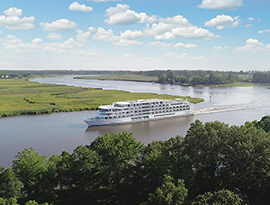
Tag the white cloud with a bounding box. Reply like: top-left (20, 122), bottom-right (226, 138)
top-left (2, 34), bottom-right (82, 53)
top-left (234, 38), bottom-right (270, 53)
top-left (0, 29), bottom-right (2, 35)
top-left (32, 38), bottom-right (42, 44)
top-left (214, 46), bottom-right (229, 50)
top-left (122, 53), bottom-right (136, 58)
top-left (148, 41), bottom-right (197, 49)
top-left (0, 8), bottom-right (35, 30)
top-left (198, 0), bottom-right (243, 10)
top-left (47, 33), bottom-right (63, 40)
top-left (142, 15), bottom-right (219, 40)
top-left (175, 43), bottom-right (197, 48)
top-left (69, 2), bottom-right (93, 12)
top-left (105, 4), bottom-right (129, 16)
top-left (148, 41), bottom-right (172, 47)
top-left (88, 27), bottom-right (96, 32)
top-left (120, 30), bottom-right (144, 39)
top-left (76, 29), bottom-right (91, 43)
top-left (248, 17), bottom-right (255, 21)
top-left (155, 26), bottom-right (220, 40)
top-left (205, 14), bottom-right (240, 30)
top-left (40, 19), bottom-right (78, 32)
top-left (92, 27), bottom-right (142, 46)
top-left (258, 29), bottom-right (270, 34)
top-left (87, 0), bottom-right (120, 2)
top-left (3, 7), bottom-right (22, 17)
top-left (112, 39), bottom-right (142, 46)
top-left (104, 4), bottom-right (157, 25)
top-left (92, 27), bottom-right (116, 41)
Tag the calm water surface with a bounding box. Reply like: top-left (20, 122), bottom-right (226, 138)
top-left (0, 76), bottom-right (269, 167)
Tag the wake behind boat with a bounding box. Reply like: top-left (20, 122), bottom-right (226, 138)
top-left (84, 99), bottom-right (193, 127)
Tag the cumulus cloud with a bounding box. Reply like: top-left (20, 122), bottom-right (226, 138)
top-left (148, 41), bottom-right (197, 49)
top-left (104, 4), bottom-right (157, 25)
top-left (175, 43), bottom-right (197, 48)
top-left (205, 14), bottom-right (240, 30)
top-left (40, 19), bottom-right (78, 32)
top-left (214, 46), bottom-right (230, 50)
top-left (234, 38), bottom-right (270, 53)
top-left (92, 27), bottom-right (142, 46)
top-left (2, 34), bottom-right (82, 53)
top-left (47, 33), bottom-right (63, 40)
top-left (198, 0), bottom-right (243, 10)
top-left (120, 30), bottom-right (144, 39)
top-left (69, 2), bottom-right (93, 12)
top-left (0, 29), bottom-right (2, 35)
top-left (3, 7), bottom-right (22, 17)
top-left (142, 15), bottom-right (219, 40)
top-left (105, 4), bottom-right (129, 16)
top-left (0, 7), bottom-right (35, 30)
top-left (248, 17), bottom-right (255, 21)
top-left (258, 29), bottom-right (270, 34)
top-left (76, 29), bottom-right (91, 43)
top-left (148, 41), bottom-right (172, 47)
top-left (155, 26), bottom-right (219, 40)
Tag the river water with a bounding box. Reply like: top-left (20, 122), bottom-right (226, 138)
top-left (0, 76), bottom-right (269, 167)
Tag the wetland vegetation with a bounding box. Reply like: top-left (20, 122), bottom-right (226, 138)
top-left (0, 79), bottom-right (203, 118)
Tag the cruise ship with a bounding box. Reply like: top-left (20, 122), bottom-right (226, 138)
top-left (84, 99), bottom-right (193, 127)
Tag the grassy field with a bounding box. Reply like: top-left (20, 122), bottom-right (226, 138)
top-left (0, 79), bottom-right (203, 118)
top-left (74, 74), bottom-right (158, 82)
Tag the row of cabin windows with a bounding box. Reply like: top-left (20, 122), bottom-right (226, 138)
top-left (99, 108), bottom-right (190, 119)
top-left (102, 106), bottom-right (189, 115)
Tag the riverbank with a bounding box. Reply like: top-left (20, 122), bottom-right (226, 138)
top-left (0, 79), bottom-right (203, 118)
top-left (74, 74), bottom-right (158, 82)
top-left (74, 75), bottom-right (266, 87)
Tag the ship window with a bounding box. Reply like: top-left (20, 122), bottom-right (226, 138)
top-left (109, 117), bottom-right (112, 119)
top-left (105, 117), bottom-right (108, 119)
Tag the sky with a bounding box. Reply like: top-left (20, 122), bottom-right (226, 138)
top-left (0, 0), bottom-right (269, 71)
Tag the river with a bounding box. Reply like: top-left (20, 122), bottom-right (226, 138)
top-left (0, 75), bottom-right (269, 167)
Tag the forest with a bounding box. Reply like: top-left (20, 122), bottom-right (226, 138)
top-left (1, 116), bottom-right (270, 205)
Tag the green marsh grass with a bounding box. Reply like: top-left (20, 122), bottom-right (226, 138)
top-left (0, 79), bottom-right (203, 118)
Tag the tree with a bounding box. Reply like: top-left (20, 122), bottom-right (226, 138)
top-left (148, 176), bottom-right (188, 205)
top-left (158, 74), bottom-right (167, 83)
top-left (191, 189), bottom-right (242, 205)
top-left (88, 132), bottom-right (144, 204)
top-left (256, 116), bottom-right (270, 132)
top-left (0, 168), bottom-right (22, 199)
top-left (12, 148), bottom-right (48, 196)
top-left (0, 197), bottom-right (18, 205)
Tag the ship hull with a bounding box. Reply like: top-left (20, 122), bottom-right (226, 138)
top-left (84, 111), bottom-right (193, 127)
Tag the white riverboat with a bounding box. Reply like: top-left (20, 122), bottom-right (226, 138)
top-left (84, 99), bottom-right (193, 127)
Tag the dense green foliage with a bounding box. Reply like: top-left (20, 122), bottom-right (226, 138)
top-left (1, 116), bottom-right (270, 204)
top-left (191, 189), bottom-right (242, 205)
top-left (157, 70), bottom-right (242, 86)
top-left (0, 79), bottom-right (203, 118)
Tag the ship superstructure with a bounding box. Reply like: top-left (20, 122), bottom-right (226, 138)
top-left (84, 99), bottom-right (193, 127)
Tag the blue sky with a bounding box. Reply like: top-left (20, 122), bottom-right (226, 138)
top-left (0, 0), bottom-right (269, 71)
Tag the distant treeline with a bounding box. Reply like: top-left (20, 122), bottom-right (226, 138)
top-left (1, 70), bottom-right (270, 85)
top-left (1, 116), bottom-right (270, 205)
